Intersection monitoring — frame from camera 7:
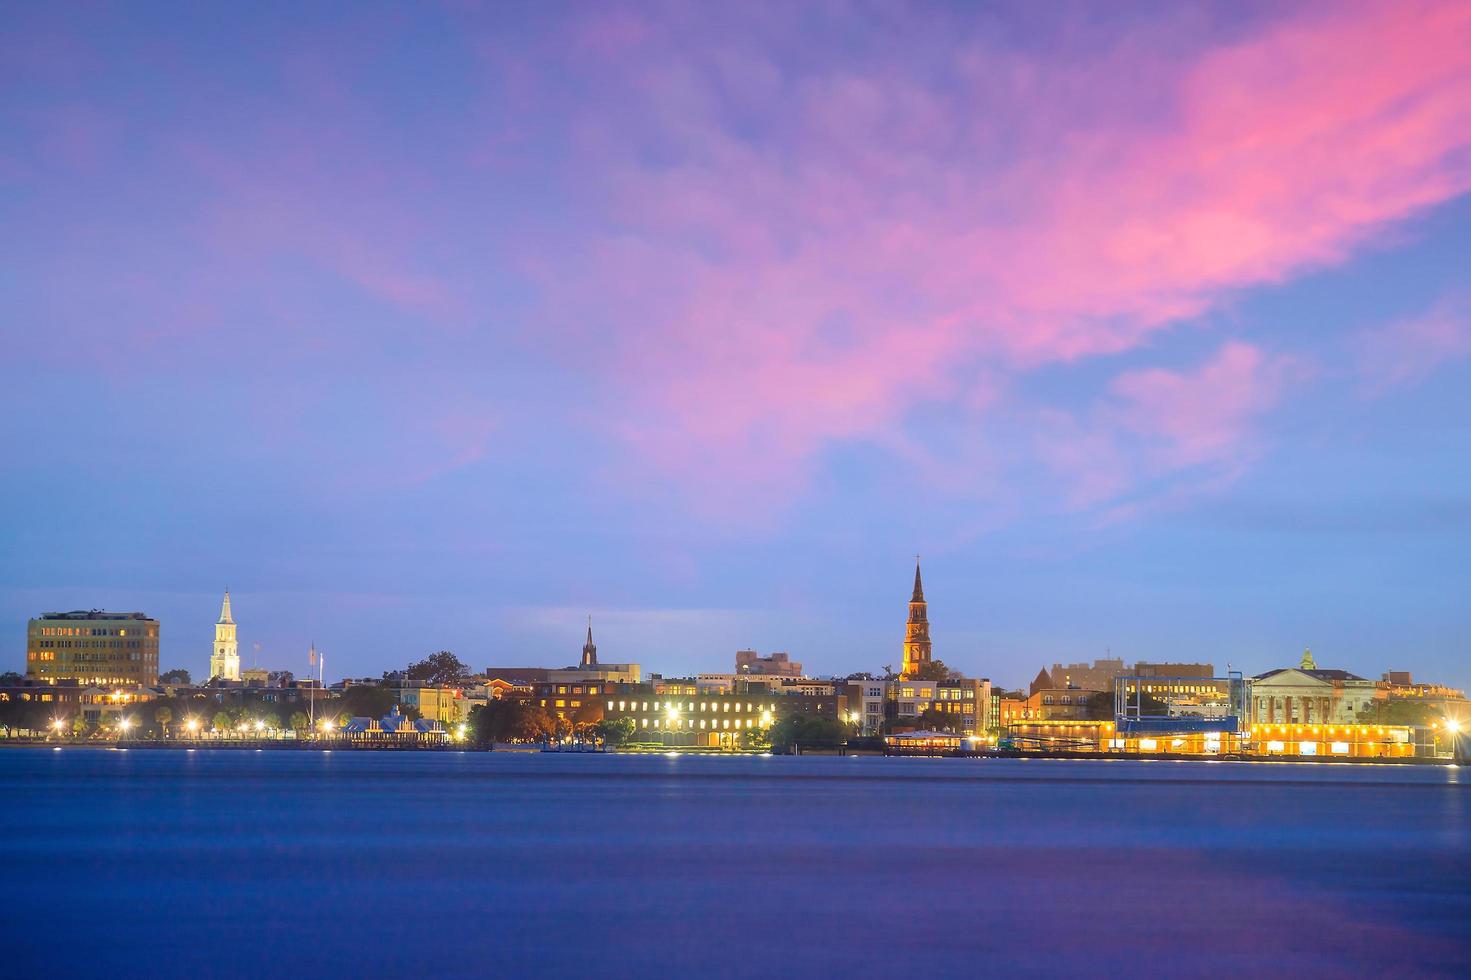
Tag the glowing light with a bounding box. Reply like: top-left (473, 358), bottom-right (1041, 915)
top-left (185, 718), bottom-right (200, 733)
top-left (51, 719), bottom-right (64, 731)
top-left (1446, 718), bottom-right (1463, 734)
top-left (320, 719), bottom-right (335, 732)
top-left (118, 717), bottom-right (133, 732)
top-left (254, 720), bottom-right (266, 732)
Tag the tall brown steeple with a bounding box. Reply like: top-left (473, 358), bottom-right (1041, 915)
top-left (901, 559), bottom-right (932, 679)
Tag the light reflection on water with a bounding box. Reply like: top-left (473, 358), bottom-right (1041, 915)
top-left (2, 749), bottom-right (1467, 978)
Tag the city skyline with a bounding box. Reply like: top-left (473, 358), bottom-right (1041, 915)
top-left (3, 2), bottom-right (1470, 690)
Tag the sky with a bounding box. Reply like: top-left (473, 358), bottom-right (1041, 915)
top-left (1, 0), bottom-right (1469, 690)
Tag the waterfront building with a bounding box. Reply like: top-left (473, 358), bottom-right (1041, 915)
top-left (208, 590), bottom-right (241, 682)
top-left (735, 650), bottom-right (803, 677)
top-left (1021, 668), bottom-right (1100, 721)
top-left (0, 677), bottom-right (153, 729)
top-left (996, 691), bottom-right (1027, 728)
top-left (340, 706), bottom-right (449, 743)
top-left (900, 560), bottom-right (932, 679)
top-left (396, 684), bottom-right (481, 724)
top-left (845, 678), bottom-right (887, 735)
top-left (695, 674), bottom-right (833, 695)
top-left (1043, 658), bottom-right (1214, 691)
top-left (26, 610), bottom-right (160, 686)
top-left (885, 730), bottom-right (964, 755)
top-left (1251, 652), bottom-right (1381, 725)
top-left (1006, 719), bottom-right (1425, 759)
top-left (888, 676), bottom-right (992, 734)
top-left (1046, 658), bottom-right (1125, 692)
top-left (532, 679), bottom-right (846, 748)
top-left (1376, 671), bottom-right (1469, 722)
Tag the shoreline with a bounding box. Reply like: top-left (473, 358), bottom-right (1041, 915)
top-left (0, 739), bottom-right (1454, 765)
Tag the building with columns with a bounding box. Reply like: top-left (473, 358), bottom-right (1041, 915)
top-left (209, 590), bottom-right (241, 682)
top-left (1251, 649), bottom-right (1379, 725)
top-left (901, 561), bottom-right (932, 679)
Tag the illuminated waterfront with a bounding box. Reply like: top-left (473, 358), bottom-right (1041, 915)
top-left (3, 750), bottom-right (1468, 978)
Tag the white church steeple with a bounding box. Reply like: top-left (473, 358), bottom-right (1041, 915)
top-left (210, 589), bottom-right (241, 681)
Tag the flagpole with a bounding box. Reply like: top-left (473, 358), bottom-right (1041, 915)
top-left (308, 642), bottom-right (317, 734)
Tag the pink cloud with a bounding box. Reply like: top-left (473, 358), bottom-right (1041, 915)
top-left (544, 0), bottom-right (1471, 512)
top-left (1037, 342), bottom-right (1294, 511)
top-left (1109, 342), bottom-right (1294, 471)
top-left (1356, 293), bottom-right (1471, 393)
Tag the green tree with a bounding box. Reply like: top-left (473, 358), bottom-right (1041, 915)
top-left (768, 716), bottom-right (849, 753)
top-left (154, 706), bottom-right (173, 736)
top-left (289, 711), bottom-right (310, 732)
top-left (741, 726), bottom-right (771, 751)
top-left (212, 711), bottom-right (232, 732)
top-left (400, 651), bottom-right (470, 686)
top-left (338, 684), bottom-right (396, 719)
top-left (469, 699), bottom-right (555, 746)
top-left (1354, 699), bottom-right (1437, 727)
top-left (71, 715), bottom-right (88, 736)
top-left (916, 706), bottom-right (962, 732)
top-left (160, 668), bottom-right (192, 685)
top-left (910, 660), bottom-right (954, 682)
top-left (259, 712), bottom-right (281, 731)
top-left (594, 716), bottom-right (636, 747)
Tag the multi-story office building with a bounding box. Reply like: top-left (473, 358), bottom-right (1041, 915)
top-left (892, 676), bottom-right (991, 734)
top-left (26, 610), bottom-right (159, 686)
top-left (396, 684), bottom-right (482, 724)
top-left (532, 679), bottom-right (846, 748)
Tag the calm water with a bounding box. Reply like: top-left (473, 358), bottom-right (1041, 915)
top-left (2, 749), bottom-right (1468, 979)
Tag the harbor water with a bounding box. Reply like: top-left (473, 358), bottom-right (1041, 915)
top-left (2, 749), bottom-right (1467, 978)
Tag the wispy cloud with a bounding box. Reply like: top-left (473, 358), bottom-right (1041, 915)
top-left (1356, 293), bottom-right (1471, 394)
top-left (538, 0), bottom-right (1471, 513)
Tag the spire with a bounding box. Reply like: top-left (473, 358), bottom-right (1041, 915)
top-left (219, 589), bottom-right (233, 625)
top-left (1300, 647), bottom-right (1316, 670)
top-left (581, 615), bottom-right (598, 668)
top-left (912, 557), bottom-right (925, 602)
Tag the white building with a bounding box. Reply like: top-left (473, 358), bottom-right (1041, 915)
top-left (1251, 650), bottom-right (1379, 725)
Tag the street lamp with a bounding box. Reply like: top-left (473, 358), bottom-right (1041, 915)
top-left (185, 717), bottom-right (200, 736)
top-left (254, 719), bottom-right (266, 734)
top-left (118, 717), bottom-right (133, 739)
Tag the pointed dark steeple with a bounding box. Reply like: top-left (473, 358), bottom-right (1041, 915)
top-left (901, 558), bottom-right (932, 679)
top-left (581, 616), bottom-right (598, 668)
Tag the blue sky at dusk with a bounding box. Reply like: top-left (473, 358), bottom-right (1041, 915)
top-left (2, 1), bottom-right (1469, 689)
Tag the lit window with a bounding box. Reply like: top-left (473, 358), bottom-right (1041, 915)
top-left (1330, 741), bottom-right (1349, 754)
